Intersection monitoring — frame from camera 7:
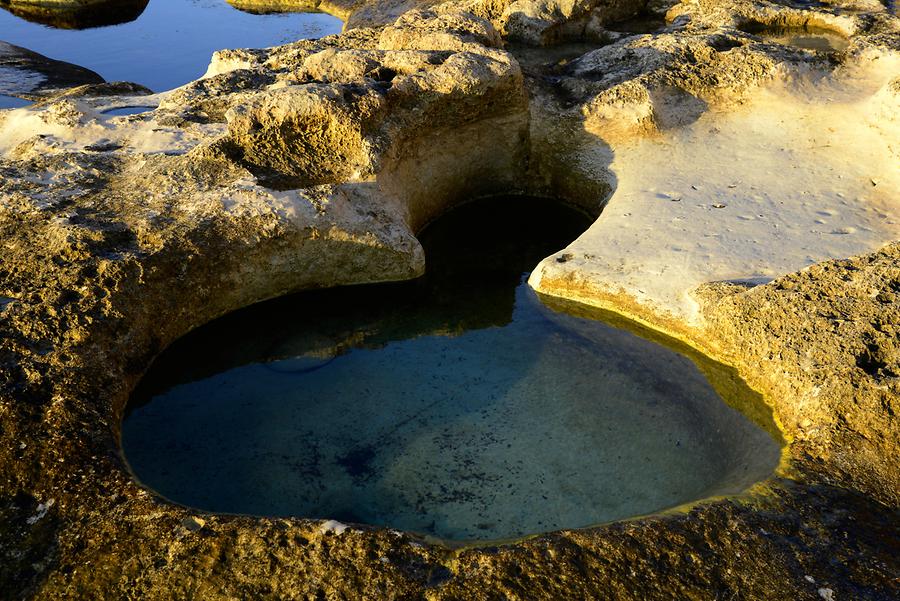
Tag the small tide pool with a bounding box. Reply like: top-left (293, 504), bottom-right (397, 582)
top-left (122, 196), bottom-right (783, 543)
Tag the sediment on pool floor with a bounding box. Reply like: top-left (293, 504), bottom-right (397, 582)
top-left (121, 195), bottom-right (783, 543)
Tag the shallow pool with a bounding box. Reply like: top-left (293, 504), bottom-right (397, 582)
top-left (0, 0), bottom-right (342, 93)
top-left (123, 196), bottom-right (782, 542)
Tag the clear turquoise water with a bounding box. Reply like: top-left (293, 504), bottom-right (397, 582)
top-left (0, 0), bottom-right (342, 92)
top-left (123, 197), bottom-right (781, 542)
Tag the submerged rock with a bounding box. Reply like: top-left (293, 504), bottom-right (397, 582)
top-left (0, 40), bottom-right (104, 99)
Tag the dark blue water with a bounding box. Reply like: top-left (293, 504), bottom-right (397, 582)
top-left (123, 197), bottom-right (782, 542)
top-left (102, 105), bottom-right (155, 116)
top-left (0, 0), bottom-right (342, 92)
top-left (0, 93), bottom-right (29, 108)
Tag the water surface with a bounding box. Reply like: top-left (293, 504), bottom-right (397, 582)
top-left (102, 105), bottom-right (155, 116)
top-left (123, 196), bottom-right (782, 542)
top-left (0, 0), bottom-right (342, 92)
top-left (0, 93), bottom-right (29, 108)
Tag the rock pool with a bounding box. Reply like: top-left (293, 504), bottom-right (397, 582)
top-left (122, 197), bottom-right (782, 542)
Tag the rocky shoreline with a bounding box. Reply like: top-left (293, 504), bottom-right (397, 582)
top-left (1, 0), bottom-right (898, 598)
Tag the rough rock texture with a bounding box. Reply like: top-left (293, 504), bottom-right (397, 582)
top-left (704, 245), bottom-right (900, 508)
top-left (1, 0), bottom-right (899, 599)
top-left (500, 0), bottom-right (651, 44)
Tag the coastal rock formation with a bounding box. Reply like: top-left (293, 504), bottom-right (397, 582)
top-left (0, 41), bottom-right (104, 99)
top-left (0, 0), bottom-right (898, 598)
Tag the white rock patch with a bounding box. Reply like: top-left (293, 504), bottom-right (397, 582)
top-left (531, 56), bottom-right (900, 326)
top-left (318, 519), bottom-right (349, 534)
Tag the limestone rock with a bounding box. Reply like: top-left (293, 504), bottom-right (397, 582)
top-left (500, 0), bottom-right (647, 45)
top-left (225, 45), bottom-right (526, 194)
top-left (225, 83), bottom-right (386, 186)
top-left (378, 9), bottom-right (503, 51)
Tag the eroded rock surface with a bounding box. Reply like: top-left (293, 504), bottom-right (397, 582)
top-left (1, 0), bottom-right (899, 598)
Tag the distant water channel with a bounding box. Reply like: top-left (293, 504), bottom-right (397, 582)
top-left (0, 93), bottom-right (30, 108)
top-left (123, 196), bottom-right (782, 543)
top-left (0, 0), bottom-right (342, 92)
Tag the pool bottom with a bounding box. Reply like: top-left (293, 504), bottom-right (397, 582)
top-left (122, 197), bottom-right (782, 543)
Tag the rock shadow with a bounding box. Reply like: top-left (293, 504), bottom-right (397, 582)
top-left (737, 19), bottom-right (850, 53)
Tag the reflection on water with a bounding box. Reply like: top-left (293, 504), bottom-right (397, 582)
top-left (0, 0), bottom-right (342, 92)
top-left (227, 0), bottom-right (318, 15)
top-left (0, 0), bottom-right (149, 29)
top-left (102, 105), bottom-right (155, 116)
top-left (123, 196), bottom-right (782, 542)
